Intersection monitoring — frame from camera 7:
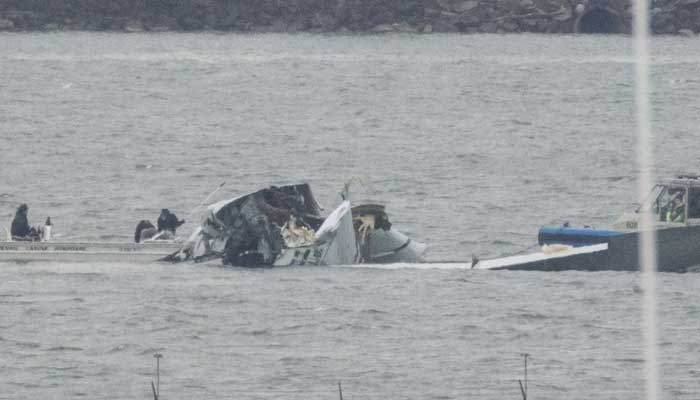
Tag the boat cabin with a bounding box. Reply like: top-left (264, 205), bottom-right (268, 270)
top-left (613, 174), bottom-right (700, 231)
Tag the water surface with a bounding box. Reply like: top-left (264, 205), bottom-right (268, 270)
top-left (2, 32), bottom-right (700, 399)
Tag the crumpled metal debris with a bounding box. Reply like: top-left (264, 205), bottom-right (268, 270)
top-left (281, 216), bottom-right (316, 248)
top-left (165, 183), bottom-right (426, 266)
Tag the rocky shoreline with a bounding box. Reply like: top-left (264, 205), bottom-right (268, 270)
top-left (0, 0), bottom-right (698, 35)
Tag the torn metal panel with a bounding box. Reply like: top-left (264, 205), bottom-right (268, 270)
top-left (165, 183), bottom-right (426, 266)
top-left (273, 201), bottom-right (359, 266)
top-left (366, 229), bottom-right (427, 263)
top-left (313, 201), bottom-right (359, 266)
top-left (352, 204), bottom-right (426, 263)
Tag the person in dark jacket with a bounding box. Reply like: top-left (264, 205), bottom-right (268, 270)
top-left (157, 209), bottom-right (185, 234)
top-left (11, 204), bottom-right (39, 241)
top-left (134, 220), bottom-right (156, 243)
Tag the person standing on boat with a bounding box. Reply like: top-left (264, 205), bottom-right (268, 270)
top-left (157, 209), bottom-right (185, 235)
top-left (11, 204), bottom-right (40, 241)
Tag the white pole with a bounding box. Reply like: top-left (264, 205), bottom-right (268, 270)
top-left (633, 0), bottom-right (659, 398)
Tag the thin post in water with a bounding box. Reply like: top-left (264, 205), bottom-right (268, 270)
top-left (518, 353), bottom-right (529, 400)
top-left (151, 381), bottom-right (159, 400)
top-left (154, 353), bottom-right (163, 398)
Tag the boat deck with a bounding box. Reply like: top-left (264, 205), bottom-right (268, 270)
top-left (471, 243), bottom-right (609, 270)
top-left (0, 241), bottom-right (181, 263)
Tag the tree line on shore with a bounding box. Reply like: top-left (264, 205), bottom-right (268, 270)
top-left (0, 0), bottom-right (698, 35)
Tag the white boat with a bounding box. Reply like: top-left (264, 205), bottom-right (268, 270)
top-left (0, 240), bottom-right (181, 263)
top-left (470, 243), bottom-right (609, 271)
top-left (0, 182), bottom-right (426, 265)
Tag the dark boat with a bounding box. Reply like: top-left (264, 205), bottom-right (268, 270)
top-left (473, 174), bottom-right (700, 272)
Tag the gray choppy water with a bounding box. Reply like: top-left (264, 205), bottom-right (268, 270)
top-left (3, 263), bottom-right (700, 399)
top-left (2, 33), bottom-right (700, 399)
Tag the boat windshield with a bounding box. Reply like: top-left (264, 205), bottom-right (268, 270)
top-left (642, 185), bottom-right (687, 223)
top-left (638, 185), bottom-right (664, 212)
top-left (689, 187), bottom-right (700, 219)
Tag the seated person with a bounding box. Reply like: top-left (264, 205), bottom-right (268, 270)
top-left (134, 220), bottom-right (157, 243)
top-left (11, 204), bottom-right (40, 241)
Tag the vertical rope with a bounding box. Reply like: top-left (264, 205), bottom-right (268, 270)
top-left (633, 0), bottom-right (659, 398)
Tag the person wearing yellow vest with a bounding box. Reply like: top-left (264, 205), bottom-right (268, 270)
top-left (666, 194), bottom-right (685, 223)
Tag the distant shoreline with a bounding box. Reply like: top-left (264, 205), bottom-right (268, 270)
top-left (0, 0), bottom-right (697, 36)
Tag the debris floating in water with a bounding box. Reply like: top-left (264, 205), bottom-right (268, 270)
top-left (164, 183), bottom-right (426, 267)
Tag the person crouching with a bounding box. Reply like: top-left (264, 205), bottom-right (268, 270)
top-left (157, 209), bottom-right (185, 236)
top-left (11, 204), bottom-right (41, 241)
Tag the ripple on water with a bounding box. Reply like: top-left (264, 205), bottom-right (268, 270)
top-left (13, 341), bottom-right (41, 349)
top-left (47, 346), bottom-right (83, 352)
top-left (1, 32), bottom-right (699, 400)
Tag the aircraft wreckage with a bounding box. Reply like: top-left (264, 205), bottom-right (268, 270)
top-left (164, 183), bottom-right (426, 266)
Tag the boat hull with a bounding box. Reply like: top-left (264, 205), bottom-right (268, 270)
top-left (0, 241), bottom-right (181, 263)
top-left (474, 225), bottom-right (700, 272)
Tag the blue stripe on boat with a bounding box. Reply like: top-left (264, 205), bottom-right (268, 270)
top-left (538, 226), bottom-right (622, 247)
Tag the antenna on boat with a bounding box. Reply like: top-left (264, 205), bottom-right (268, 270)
top-left (338, 381), bottom-right (344, 400)
top-left (152, 353), bottom-right (163, 400)
top-left (518, 353), bottom-right (529, 400)
top-left (340, 177), bottom-right (364, 201)
top-left (184, 181), bottom-right (226, 223)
